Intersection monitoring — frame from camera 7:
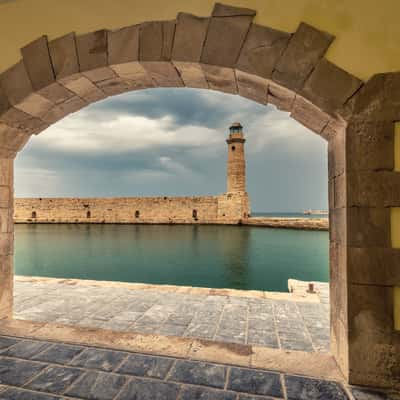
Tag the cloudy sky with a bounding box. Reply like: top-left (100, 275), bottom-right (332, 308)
top-left (14, 88), bottom-right (328, 212)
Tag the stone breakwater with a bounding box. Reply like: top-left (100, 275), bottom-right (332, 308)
top-left (244, 217), bottom-right (329, 231)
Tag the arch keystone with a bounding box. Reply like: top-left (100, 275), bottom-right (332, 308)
top-left (273, 23), bottom-right (334, 91)
top-left (108, 25), bottom-right (139, 66)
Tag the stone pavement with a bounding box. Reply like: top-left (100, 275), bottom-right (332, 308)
top-left (14, 278), bottom-right (330, 353)
top-left (0, 334), bottom-right (393, 400)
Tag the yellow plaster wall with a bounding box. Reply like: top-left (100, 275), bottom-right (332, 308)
top-left (0, 0), bottom-right (400, 81)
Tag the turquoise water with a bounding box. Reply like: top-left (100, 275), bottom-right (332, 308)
top-left (14, 224), bottom-right (329, 292)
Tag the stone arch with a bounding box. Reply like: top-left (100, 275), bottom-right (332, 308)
top-left (0, 2), bottom-right (399, 390)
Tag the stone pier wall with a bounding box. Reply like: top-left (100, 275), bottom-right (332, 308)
top-left (14, 194), bottom-right (250, 224)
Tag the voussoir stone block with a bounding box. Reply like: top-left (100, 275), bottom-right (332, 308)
top-left (110, 62), bottom-right (154, 89)
top-left (49, 33), bottom-right (80, 79)
top-left (0, 108), bottom-right (48, 136)
top-left (0, 123), bottom-right (31, 151)
top-left (302, 59), bottom-right (362, 116)
top-left (173, 62), bottom-right (208, 89)
top-left (82, 67), bottom-right (117, 84)
top-left (235, 70), bottom-right (268, 104)
top-left (140, 62), bottom-right (183, 87)
top-left (139, 21), bottom-right (176, 62)
top-left (290, 95), bottom-right (330, 135)
top-left (108, 25), bottom-right (139, 65)
top-left (42, 96), bottom-right (86, 125)
top-left (172, 13), bottom-right (209, 62)
top-left (0, 86), bottom-right (10, 116)
top-left (273, 23), bottom-right (334, 91)
top-left (0, 61), bottom-right (33, 106)
top-left (236, 24), bottom-right (290, 79)
top-left (59, 75), bottom-right (105, 103)
top-left (346, 120), bottom-right (394, 172)
top-left (267, 82), bottom-right (295, 111)
top-left (14, 93), bottom-right (54, 119)
top-left (201, 4), bottom-right (255, 68)
top-left (76, 30), bottom-right (108, 72)
top-left (202, 65), bottom-right (237, 94)
top-left (21, 36), bottom-right (55, 91)
top-left (38, 82), bottom-right (75, 105)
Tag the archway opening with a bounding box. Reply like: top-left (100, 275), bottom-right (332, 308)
top-left (13, 87), bottom-right (330, 353)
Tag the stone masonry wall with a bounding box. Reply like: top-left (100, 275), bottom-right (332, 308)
top-left (14, 194), bottom-right (250, 224)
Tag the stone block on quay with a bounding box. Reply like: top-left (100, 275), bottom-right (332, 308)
top-left (0, 61), bottom-right (33, 106)
top-left (202, 65), bottom-right (237, 94)
top-left (201, 4), bottom-right (255, 68)
top-left (173, 62), bottom-right (208, 88)
top-left (273, 23), bottom-right (334, 91)
top-left (236, 24), bottom-right (290, 79)
top-left (108, 25), bottom-right (139, 65)
top-left (76, 30), bottom-right (108, 72)
top-left (139, 21), bottom-right (176, 62)
top-left (267, 81), bottom-right (295, 111)
top-left (302, 58), bottom-right (362, 115)
top-left (172, 13), bottom-right (209, 62)
top-left (291, 95), bottom-right (331, 134)
top-left (236, 70), bottom-right (268, 104)
top-left (140, 61), bottom-right (183, 87)
top-left (21, 36), bottom-right (55, 91)
top-left (49, 33), bottom-right (80, 79)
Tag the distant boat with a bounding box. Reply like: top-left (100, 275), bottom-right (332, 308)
top-left (303, 209), bottom-right (328, 215)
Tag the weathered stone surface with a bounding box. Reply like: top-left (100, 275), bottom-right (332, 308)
top-left (348, 247), bottom-right (400, 286)
top-left (267, 81), bottom-right (295, 111)
top-left (0, 86), bottom-right (10, 116)
top-left (236, 70), bottom-right (268, 104)
top-left (172, 13), bottom-right (209, 62)
top-left (96, 77), bottom-right (138, 96)
top-left (0, 61), bottom-right (33, 106)
top-left (329, 207), bottom-right (346, 245)
top-left (76, 30), bottom-right (108, 71)
top-left (290, 96), bottom-right (330, 135)
top-left (348, 207), bottom-right (391, 247)
top-left (82, 67), bottom-right (117, 83)
top-left (0, 232), bottom-right (13, 255)
top-left (21, 36), bottom-right (55, 91)
top-left (111, 62), bottom-right (154, 89)
top-left (201, 5), bottom-right (255, 68)
top-left (285, 375), bottom-right (348, 400)
top-left (0, 123), bottom-right (31, 151)
top-left (273, 23), bottom-right (334, 91)
top-left (346, 120), bottom-right (394, 172)
top-left (42, 96), bottom-right (86, 125)
top-left (70, 348), bottom-right (126, 372)
top-left (202, 65), bottom-right (237, 94)
top-left (37, 82), bottom-right (74, 106)
top-left (328, 127), bottom-right (345, 178)
top-left (351, 73), bottom-right (400, 122)
top-left (140, 62), bottom-right (183, 87)
top-left (236, 24), bottom-right (290, 79)
top-left (108, 25), bottom-right (139, 65)
top-left (14, 93), bottom-right (53, 119)
top-left (0, 108), bottom-right (48, 135)
top-left (0, 159), bottom-right (13, 186)
top-left (118, 378), bottom-right (179, 400)
top-left (228, 367), bottom-right (283, 397)
top-left (302, 59), bottom-right (362, 115)
top-left (173, 62), bottom-right (208, 89)
top-left (49, 33), bottom-right (80, 79)
top-left (117, 354), bottom-right (174, 378)
top-left (0, 254), bottom-right (13, 319)
top-left (59, 75), bottom-right (105, 103)
top-left (139, 21), bottom-right (176, 62)
top-left (347, 284), bottom-right (400, 388)
top-left (0, 358), bottom-right (46, 386)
